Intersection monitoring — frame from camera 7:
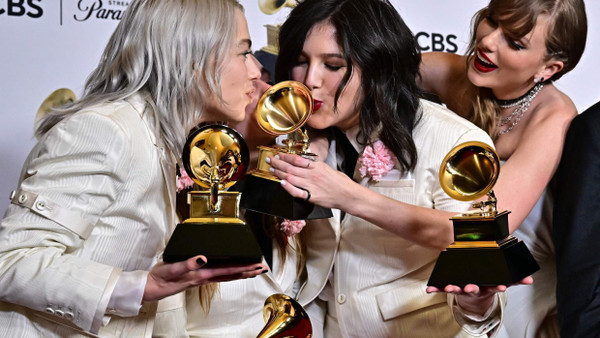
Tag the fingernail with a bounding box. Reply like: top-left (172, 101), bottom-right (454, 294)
top-left (280, 179), bottom-right (286, 185)
top-left (196, 257), bottom-right (207, 266)
top-left (269, 167), bottom-right (274, 173)
top-left (261, 269), bottom-right (269, 274)
top-left (265, 157), bottom-right (271, 164)
top-left (274, 155), bottom-right (280, 159)
top-left (255, 266), bottom-right (263, 270)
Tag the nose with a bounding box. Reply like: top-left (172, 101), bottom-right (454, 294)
top-left (246, 54), bottom-right (261, 80)
top-left (478, 26), bottom-right (502, 52)
top-left (302, 63), bottom-right (321, 90)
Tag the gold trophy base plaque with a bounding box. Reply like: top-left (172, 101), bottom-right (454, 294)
top-left (163, 191), bottom-right (262, 267)
top-left (427, 237), bottom-right (539, 287)
top-left (427, 211), bottom-right (540, 287)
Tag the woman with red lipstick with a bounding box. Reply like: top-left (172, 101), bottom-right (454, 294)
top-left (418, 0), bottom-right (587, 336)
top-left (265, 0), bottom-right (531, 336)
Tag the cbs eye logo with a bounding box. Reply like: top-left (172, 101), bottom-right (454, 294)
top-left (416, 32), bottom-right (458, 53)
top-left (0, 0), bottom-right (43, 18)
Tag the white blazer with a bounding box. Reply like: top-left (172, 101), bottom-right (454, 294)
top-left (297, 100), bottom-right (502, 337)
top-left (0, 94), bottom-right (176, 337)
top-left (154, 238), bottom-right (302, 338)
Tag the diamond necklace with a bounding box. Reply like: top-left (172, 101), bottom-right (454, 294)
top-left (497, 83), bottom-right (544, 136)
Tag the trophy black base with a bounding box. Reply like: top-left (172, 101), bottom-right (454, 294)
top-left (232, 174), bottom-right (333, 220)
top-left (163, 222), bottom-right (263, 268)
top-left (427, 238), bottom-right (540, 288)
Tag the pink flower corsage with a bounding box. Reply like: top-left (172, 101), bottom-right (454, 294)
top-left (176, 167), bottom-right (195, 192)
top-left (358, 140), bottom-right (395, 182)
top-left (280, 219), bottom-right (306, 237)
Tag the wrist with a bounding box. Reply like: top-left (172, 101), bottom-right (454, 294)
top-left (455, 293), bottom-right (496, 316)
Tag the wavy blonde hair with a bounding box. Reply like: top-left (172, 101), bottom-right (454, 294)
top-left (36, 0), bottom-right (242, 159)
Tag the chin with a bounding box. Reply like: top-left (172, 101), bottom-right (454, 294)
top-left (307, 118), bottom-right (332, 131)
top-left (466, 67), bottom-right (486, 88)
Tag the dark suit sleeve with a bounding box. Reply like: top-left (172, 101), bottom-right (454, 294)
top-left (554, 101), bottom-right (600, 337)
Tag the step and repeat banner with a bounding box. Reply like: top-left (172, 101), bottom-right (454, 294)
top-left (1, 0), bottom-right (598, 212)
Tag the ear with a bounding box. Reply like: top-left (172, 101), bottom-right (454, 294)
top-left (537, 59), bottom-right (564, 82)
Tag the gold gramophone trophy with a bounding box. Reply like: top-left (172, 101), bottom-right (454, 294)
top-left (427, 141), bottom-right (539, 287)
top-left (163, 125), bottom-right (263, 267)
top-left (257, 293), bottom-right (312, 338)
top-left (234, 81), bottom-right (332, 220)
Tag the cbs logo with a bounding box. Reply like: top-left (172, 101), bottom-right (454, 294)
top-left (0, 0), bottom-right (43, 18)
top-left (416, 32), bottom-right (458, 53)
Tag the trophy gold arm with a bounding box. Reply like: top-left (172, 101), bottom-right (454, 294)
top-left (257, 294), bottom-right (312, 338)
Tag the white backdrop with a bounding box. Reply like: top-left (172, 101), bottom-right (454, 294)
top-left (1, 0), bottom-right (598, 213)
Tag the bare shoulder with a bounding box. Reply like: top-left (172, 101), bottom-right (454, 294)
top-left (419, 52), bottom-right (466, 92)
top-left (530, 85), bottom-right (577, 128)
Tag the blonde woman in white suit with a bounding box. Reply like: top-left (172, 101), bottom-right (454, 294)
top-left (0, 1), bottom-right (268, 337)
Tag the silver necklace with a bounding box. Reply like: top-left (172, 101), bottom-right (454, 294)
top-left (497, 83), bottom-right (544, 136)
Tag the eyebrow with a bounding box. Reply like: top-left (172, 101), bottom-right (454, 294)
top-left (300, 51), bottom-right (345, 59)
top-left (238, 38), bottom-right (252, 50)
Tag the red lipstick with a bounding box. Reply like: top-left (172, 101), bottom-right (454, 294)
top-left (313, 99), bottom-right (323, 112)
top-left (474, 49), bottom-right (497, 73)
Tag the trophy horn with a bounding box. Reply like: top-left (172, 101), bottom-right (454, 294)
top-left (255, 80), bottom-right (313, 154)
top-left (257, 294), bottom-right (312, 338)
top-left (439, 141), bottom-right (500, 204)
top-left (35, 88), bottom-right (76, 137)
top-left (258, 0), bottom-right (297, 15)
top-left (255, 80), bottom-right (313, 137)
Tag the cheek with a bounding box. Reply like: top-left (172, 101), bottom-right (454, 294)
top-left (291, 67), bottom-right (306, 82)
top-left (307, 109), bottom-right (334, 130)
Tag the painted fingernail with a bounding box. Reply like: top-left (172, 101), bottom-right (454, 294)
top-left (269, 167), bottom-right (274, 173)
top-left (265, 157), bottom-right (271, 164)
top-left (280, 180), bottom-right (286, 185)
top-left (261, 269), bottom-right (269, 274)
top-left (274, 155), bottom-right (280, 159)
top-left (196, 257), bottom-right (207, 266)
top-left (255, 266), bottom-right (263, 270)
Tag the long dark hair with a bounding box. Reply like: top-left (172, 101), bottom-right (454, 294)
top-left (276, 0), bottom-right (422, 173)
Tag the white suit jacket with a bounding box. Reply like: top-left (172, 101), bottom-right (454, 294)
top-left (297, 100), bottom-right (502, 337)
top-left (0, 94), bottom-right (177, 337)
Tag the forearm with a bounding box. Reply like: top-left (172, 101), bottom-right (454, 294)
top-left (341, 182), bottom-right (455, 250)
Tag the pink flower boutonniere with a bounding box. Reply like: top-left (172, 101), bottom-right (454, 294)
top-left (280, 219), bottom-right (306, 237)
top-left (358, 140), bottom-right (395, 182)
top-left (176, 167), bottom-right (195, 192)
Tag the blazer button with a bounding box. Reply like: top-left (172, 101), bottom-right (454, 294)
top-left (337, 294), bottom-right (347, 304)
top-left (55, 309), bottom-right (65, 317)
top-left (45, 307), bottom-right (55, 314)
top-left (36, 201), bottom-right (46, 211)
top-left (65, 311), bottom-right (74, 320)
top-left (9, 190), bottom-right (16, 200)
top-left (18, 194), bottom-right (27, 204)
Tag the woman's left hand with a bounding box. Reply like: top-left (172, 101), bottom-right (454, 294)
top-left (267, 152), bottom-right (356, 210)
top-left (426, 276), bottom-right (533, 314)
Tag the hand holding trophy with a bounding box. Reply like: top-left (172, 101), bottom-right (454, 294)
top-left (427, 141), bottom-right (540, 287)
top-left (163, 125), bottom-right (262, 267)
top-left (236, 80), bottom-right (332, 220)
